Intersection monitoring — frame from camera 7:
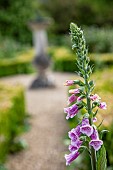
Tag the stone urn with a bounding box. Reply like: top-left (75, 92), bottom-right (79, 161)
top-left (28, 16), bottom-right (55, 88)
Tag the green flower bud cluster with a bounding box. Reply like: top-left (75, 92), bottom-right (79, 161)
top-left (70, 23), bottom-right (92, 79)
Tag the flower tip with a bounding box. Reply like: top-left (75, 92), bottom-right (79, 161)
top-left (69, 89), bottom-right (80, 94)
top-left (70, 23), bottom-right (78, 30)
top-left (90, 94), bottom-right (101, 101)
top-left (93, 117), bottom-right (97, 123)
top-left (64, 80), bottom-right (74, 86)
top-left (66, 116), bottom-right (69, 120)
top-left (99, 102), bottom-right (107, 110)
top-left (64, 154), bottom-right (70, 166)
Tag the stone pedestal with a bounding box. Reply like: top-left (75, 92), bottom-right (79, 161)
top-left (28, 16), bottom-right (55, 88)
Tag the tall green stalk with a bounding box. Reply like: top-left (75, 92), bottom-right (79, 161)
top-left (70, 23), bottom-right (97, 169)
top-left (85, 73), bottom-right (96, 170)
top-left (64, 23), bottom-right (107, 169)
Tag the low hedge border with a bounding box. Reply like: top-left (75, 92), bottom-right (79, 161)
top-left (0, 50), bottom-right (34, 77)
top-left (0, 83), bottom-right (26, 163)
top-left (49, 47), bottom-right (113, 72)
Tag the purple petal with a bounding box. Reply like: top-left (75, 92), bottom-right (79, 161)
top-left (69, 89), bottom-right (80, 94)
top-left (64, 104), bottom-right (79, 119)
top-left (90, 94), bottom-right (101, 101)
top-left (68, 130), bottom-right (79, 141)
top-left (80, 125), bottom-right (93, 137)
top-left (82, 118), bottom-right (89, 126)
top-left (64, 80), bottom-right (74, 86)
top-left (64, 107), bottom-right (69, 113)
top-left (90, 128), bottom-right (99, 140)
top-left (67, 94), bottom-right (77, 105)
top-left (89, 140), bottom-right (103, 151)
top-left (77, 96), bottom-right (82, 101)
top-left (68, 126), bottom-right (81, 140)
top-left (69, 145), bottom-right (78, 152)
top-left (99, 102), bottom-right (107, 110)
top-left (71, 139), bottom-right (83, 148)
top-left (93, 117), bottom-right (97, 122)
top-left (69, 104), bottom-right (79, 115)
top-left (73, 125), bottom-right (81, 137)
top-left (65, 151), bottom-right (80, 166)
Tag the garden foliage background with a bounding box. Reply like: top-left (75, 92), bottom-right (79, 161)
top-left (0, 0), bottom-right (113, 170)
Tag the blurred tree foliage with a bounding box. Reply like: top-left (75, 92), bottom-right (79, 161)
top-left (0, 0), bottom-right (38, 43)
top-left (40, 0), bottom-right (113, 34)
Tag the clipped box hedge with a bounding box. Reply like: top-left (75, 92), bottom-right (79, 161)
top-left (0, 83), bottom-right (26, 163)
top-left (50, 47), bottom-right (113, 72)
top-left (0, 50), bottom-right (34, 77)
top-left (50, 47), bottom-right (76, 72)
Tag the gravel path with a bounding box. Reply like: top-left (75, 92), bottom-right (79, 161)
top-left (1, 72), bottom-right (76, 170)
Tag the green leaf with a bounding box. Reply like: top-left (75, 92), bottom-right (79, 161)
top-left (89, 80), bottom-right (94, 87)
top-left (79, 136), bottom-right (87, 141)
top-left (78, 146), bottom-right (88, 153)
top-left (97, 119), bottom-right (104, 129)
top-left (96, 145), bottom-right (107, 170)
top-left (73, 80), bottom-right (84, 86)
top-left (93, 109), bottom-right (98, 117)
top-left (100, 130), bottom-right (109, 140)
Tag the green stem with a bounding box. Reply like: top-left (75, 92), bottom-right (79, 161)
top-left (91, 146), bottom-right (97, 170)
top-left (84, 73), bottom-right (97, 170)
top-left (70, 23), bottom-right (98, 170)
